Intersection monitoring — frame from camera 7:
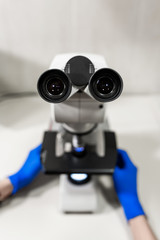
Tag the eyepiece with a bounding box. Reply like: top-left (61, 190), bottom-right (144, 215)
top-left (37, 69), bottom-right (72, 103)
top-left (89, 68), bottom-right (123, 102)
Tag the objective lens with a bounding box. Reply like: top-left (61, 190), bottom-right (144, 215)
top-left (46, 78), bottom-right (64, 95)
top-left (96, 77), bottom-right (114, 94)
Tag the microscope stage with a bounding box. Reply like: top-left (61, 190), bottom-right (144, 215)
top-left (41, 131), bottom-right (117, 175)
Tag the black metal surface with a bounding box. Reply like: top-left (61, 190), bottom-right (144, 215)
top-left (41, 131), bottom-right (117, 174)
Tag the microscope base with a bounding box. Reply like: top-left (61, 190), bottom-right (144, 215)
top-left (59, 175), bottom-right (97, 213)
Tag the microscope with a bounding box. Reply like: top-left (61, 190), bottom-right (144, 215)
top-left (37, 53), bottom-right (123, 212)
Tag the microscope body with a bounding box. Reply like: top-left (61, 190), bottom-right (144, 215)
top-left (38, 53), bottom-right (123, 212)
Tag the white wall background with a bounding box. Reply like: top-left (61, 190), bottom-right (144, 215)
top-left (0, 0), bottom-right (160, 94)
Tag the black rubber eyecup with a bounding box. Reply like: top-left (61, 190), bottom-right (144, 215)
top-left (37, 69), bottom-right (72, 103)
top-left (89, 68), bottom-right (123, 102)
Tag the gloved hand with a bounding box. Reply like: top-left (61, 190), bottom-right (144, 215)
top-left (113, 149), bottom-right (145, 221)
top-left (8, 144), bottom-right (42, 194)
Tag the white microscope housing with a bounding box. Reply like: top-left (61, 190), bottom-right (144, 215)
top-left (37, 53), bottom-right (123, 212)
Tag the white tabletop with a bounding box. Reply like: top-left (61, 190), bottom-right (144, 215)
top-left (0, 94), bottom-right (159, 240)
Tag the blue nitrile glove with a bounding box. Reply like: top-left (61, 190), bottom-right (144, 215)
top-left (113, 149), bottom-right (145, 221)
top-left (8, 144), bottom-right (42, 194)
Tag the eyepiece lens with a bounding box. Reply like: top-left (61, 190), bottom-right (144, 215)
top-left (46, 78), bottom-right (64, 95)
top-left (37, 69), bottom-right (72, 103)
top-left (96, 77), bottom-right (114, 94)
top-left (89, 68), bottom-right (123, 102)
